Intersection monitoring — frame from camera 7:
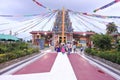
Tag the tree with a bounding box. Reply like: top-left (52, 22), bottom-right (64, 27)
top-left (106, 22), bottom-right (118, 34)
top-left (116, 39), bottom-right (120, 51)
top-left (91, 34), bottom-right (112, 50)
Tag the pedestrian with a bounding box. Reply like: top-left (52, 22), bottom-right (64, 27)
top-left (55, 44), bottom-right (57, 51)
top-left (61, 44), bottom-right (65, 54)
top-left (67, 42), bottom-right (72, 55)
top-left (80, 47), bottom-right (83, 52)
top-left (80, 45), bottom-right (83, 53)
top-left (56, 44), bottom-right (61, 53)
top-left (73, 43), bottom-right (76, 53)
top-left (70, 42), bottom-right (72, 52)
top-left (64, 43), bottom-right (68, 52)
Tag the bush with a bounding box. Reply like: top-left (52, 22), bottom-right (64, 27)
top-left (0, 42), bottom-right (40, 63)
top-left (85, 48), bottom-right (98, 56)
top-left (91, 49), bottom-right (98, 56)
top-left (116, 52), bottom-right (120, 64)
top-left (85, 48), bottom-right (92, 54)
top-left (91, 34), bottom-right (112, 50)
top-left (85, 48), bottom-right (120, 65)
top-left (0, 54), bottom-right (6, 63)
top-left (0, 46), bottom-right (7, 54)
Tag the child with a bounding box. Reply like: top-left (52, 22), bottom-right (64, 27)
top-left (80, 45), bottom-right (84, 54)
top-left (80, 47), bottom-right (83, 52)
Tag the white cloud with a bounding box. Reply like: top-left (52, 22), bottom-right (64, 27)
top-left (0, 0), bottom-right (120, 40)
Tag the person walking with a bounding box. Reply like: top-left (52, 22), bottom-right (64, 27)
top-left (73, 43), bottom-right (76, 53)
top-left (67, 42), bottom-right (72, 55)
top-left (55, 44), bottom-right (61, 53)
top-left (61, 44), bottom-right (65, 54)
top-left (80, 45), bottom-right (83, 54)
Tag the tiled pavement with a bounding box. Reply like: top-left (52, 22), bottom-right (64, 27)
top-left (0, 49), bottom-right (119, 80)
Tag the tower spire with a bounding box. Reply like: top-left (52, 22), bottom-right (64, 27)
top-left (62, 7), bottom-right (65, 43)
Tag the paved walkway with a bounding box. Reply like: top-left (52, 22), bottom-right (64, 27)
top-left (0, 49), bottom-right (119, 80)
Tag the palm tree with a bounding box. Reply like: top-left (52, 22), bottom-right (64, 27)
top-left (106, 22), bottom-right (118, 34)
top-left (106, 22), bottom-right (118, 45)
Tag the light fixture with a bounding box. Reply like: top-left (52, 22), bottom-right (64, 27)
top-left (83, 33), bottom-right (86, 36)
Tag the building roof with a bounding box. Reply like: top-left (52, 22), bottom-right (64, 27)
top-left (30, 31), bottom-right (53, 34)
top-left (0, 34), bottom-right (19, 41)
top-left (73, 32), bottom-right (95, 35)
top-left (30, 31), bottom-right (95, 35)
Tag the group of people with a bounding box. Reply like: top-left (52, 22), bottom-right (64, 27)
top-left (55, 42), bottom-right (83, 54)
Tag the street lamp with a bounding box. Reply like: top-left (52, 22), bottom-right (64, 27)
top-left (83, 33), bottom-right (86, 36)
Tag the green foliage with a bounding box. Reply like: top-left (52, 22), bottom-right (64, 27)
top-left (84, 48), bottom-right (92, 54)
top-left (91, 34), bottom-right (112, 50)
top-left (0, 54), bottom-right (7, 63)
top-left (0, 42), bottom-right (28, 53)
top-left (0, 46), bottom-right (7, 53)
top-left (116, 39), bottom-right (120, 51)
top-left (85, 48), bottom-right (120, 64)
top-left (106, 22), bottom-right (118, 34)
top-left (0, 42), bottom-right (39, 63)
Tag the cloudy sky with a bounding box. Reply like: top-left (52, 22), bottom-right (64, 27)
top-left (0, 0), bottom-right (120, 16)
top-left (0, 0), bottom-right (120, 40)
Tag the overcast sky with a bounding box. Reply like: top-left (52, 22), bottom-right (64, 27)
top-left (0, 0), bottom-right (120, 15)
top-left (0, 0), bottom-right (120, 40)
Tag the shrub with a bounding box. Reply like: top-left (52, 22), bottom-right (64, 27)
top-left (91, 49), bottom-right (98, 56)
top-left (116, 52), bottom-right (120, 64)
top-left (5, 53), bottom-right (17, 60)
top-left (85, 48), bottom-right (92, 54)
top-left (91, 34), bottom-right (112, 50)
top-left (85, 48), bottom-right (120, 65)
top-left (0, 47), bottom-right (7, 54)
top-left (0, 42), bottom-right (40, 63)
top-left (0, 54), bottom-right (7, 63)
